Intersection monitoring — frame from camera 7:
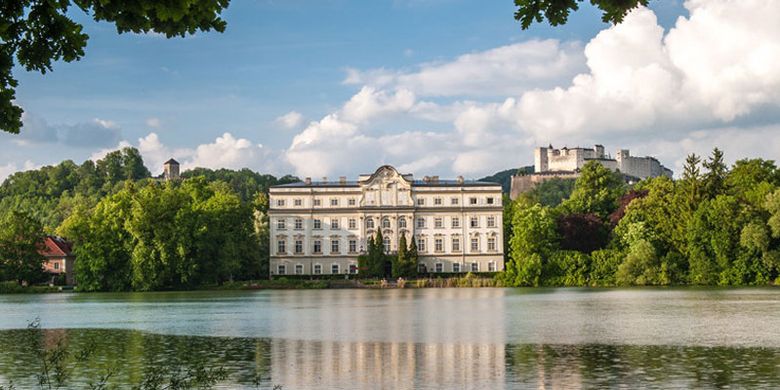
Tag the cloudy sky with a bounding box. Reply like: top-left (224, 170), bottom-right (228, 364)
top-left (2, 0), bottom-right (780, 181)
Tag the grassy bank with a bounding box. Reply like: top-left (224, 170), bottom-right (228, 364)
top-left (0, 281), bottom-right (64, 294)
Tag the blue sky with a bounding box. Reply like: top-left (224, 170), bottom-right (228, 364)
top-left (4, 0), bottom-right (780, 180)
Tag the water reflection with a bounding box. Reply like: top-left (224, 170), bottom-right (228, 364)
top-left (2, 329), bottom-right (779, 389)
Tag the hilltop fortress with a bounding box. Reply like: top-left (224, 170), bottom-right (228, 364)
top-left (510, 144), bottom-right (673, 199)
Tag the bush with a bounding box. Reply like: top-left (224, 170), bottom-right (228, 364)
top-left (543, 250), bottom-right (590, 286)
top-left (590, 249), bottom-right (624, 286)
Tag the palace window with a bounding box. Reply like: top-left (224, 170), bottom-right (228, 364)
top-left (488, 237), bottom-right (497, 252)
top-left (350, 264), bottom-right (358, 274)
top-left (331, 264), bottom-right (340, 274)
top-left (471, 262), bottom-right (479, 272)
top-left (434, 238), bottom-right (443, 252)
top-left (313, 240), bottom-right (322, 253)
top-left (418, 263), bottom-right (427, 274)
top-left (417, 198), bottom-right (425, 206)
top-left (452, 237), bottom-right (460, 252)
top-left (295, 264), bottom-right (304, 275)
top-left (366, 218), bottom-right (375, 229)
top-left (276, 199), bottom-right (285, 207)
top-left (383, 237), bottom-right (391, 253)
top-left (348, 198), bottom-right (356, 206)
top-left (451, 197), bottom-right (459, 205)
top-left (349, 239), bottom-right (357, 253)
top-left (294, 218), bottom-right (303, 230)
top-left (417, 217), bottom-right (426, 229)
top-left (382, 217), bottom-right (391, 229)
top-left (487, 197), bottom-right (495, 205)
top-left (434, 218), bottom-right (443, 229)
top-left (488, 262), bottom-right (496, 272)
top-left (313, 199), bottom-right (321, 206)
top-left (348, 218), bottom-right (357, 230)
top-left (434, 197), bottom-right (442, 205)
top-left (471, 237), bottom-right (480, 252)
top-left (331, 218), bottom-right (340, 229)
top-left (313, 219), bottom-right (322, 230)
top-left (417, 237), bottom-right (426, 252)
top-left (294, 199), bottom-right (302, 206)
top-left (487, 216), bottom-right (496, 228)
top-left (278, 265), bottom-right (286, 275)
top-left (277, 219), bottom-right (286, 230)
top-left (330, 198), bottom-right (339, 207)
top-left (314, 264), bottom-right (322, 275)
top-left (277, 240), bottom-right (286, 254)
top-left (453, 263), bottom-right (461, 273)
top-left (470, 217), bottom-right (479, 228)
top-left (452, 217), bottom-right (460, 228)
top-left (331, 239), bottom-right (340, 254)
top-left (295, 240), bottom-right (303, 254)
top-left (469, 197), bottom-right (477, 205)
top-left (398, 217), bottom-right (407, 229)
top-left (435, 263), bottom-right (443, 273)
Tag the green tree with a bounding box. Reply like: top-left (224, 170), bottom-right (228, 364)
top-left (513, 0), bottom-right (650, 29)
top-left (562, 161), bottom-right (625, 219)
top-left (1, 0), bottom-right (230, 134)
top-left (253, 192), bottom-right (271, 279)
top-left (407, 235), bottom-right (419, 276)
top-left (524, 178), bottom-right (576, 207)
top-left (702, 148), bottom-right (728, 199)
top-left (502, 198), bottom-right (558, 286)
top-left (616, 239), bottom-right (661, 286)
top-left (0, 210), bottom-right (46, 284)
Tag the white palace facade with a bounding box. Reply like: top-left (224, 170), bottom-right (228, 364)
top-left (268, 166), bottom-right (504, 276)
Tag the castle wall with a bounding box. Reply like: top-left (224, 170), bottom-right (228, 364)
top-left (617, 155), bottom-right (672, 179)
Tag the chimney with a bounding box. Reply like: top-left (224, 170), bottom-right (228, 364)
top-left (431, 176), bottom-right (439, 183)
top-left (304, 177), bottom-right (311, 185)
top-left (456, 176), bottom-right (464, 184)
top-left (423, 176), bottom-right (430, 183)
top-left (321, 176), bottom-right (328, 184)
top-left (339, 176), bottom-right (347, 184)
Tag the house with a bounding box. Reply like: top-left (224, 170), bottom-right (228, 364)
top-left (39, 236), bottom-right (75, 285)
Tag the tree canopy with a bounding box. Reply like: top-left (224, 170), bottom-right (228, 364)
top-left (513, 0), bottom-right (650, 29)
top-left (1, 0), bottom-right (230, 134)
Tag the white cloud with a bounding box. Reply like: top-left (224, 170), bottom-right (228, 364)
top-left (275, 111), bottom-right (304, 129)
top-left (345, 39), bottom-right (586, 97)
top-left (0, 161), bottom-right (37, 183)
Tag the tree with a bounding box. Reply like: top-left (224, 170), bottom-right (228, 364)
top-left (702, 148), bottom-right (728, 199)
top-left (513, 0), bottom-right (650, 30)
top-left (253, 192), bottom-right (271, 279)
top-left (0, 210), bottom-right (46, 284)
top-left (1, 0), bottom-right (230, 134)
top-left (557, 213), bottom-right (609, 253)
top-left (502, 198), bottom-right (558, 286)
top-left (407, 235), bottom-right (419, 276)
top-left (562, 161), bottom-right (625, 219)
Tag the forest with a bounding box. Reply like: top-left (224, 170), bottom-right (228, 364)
top-left (0, 148), bottom-right (297, 290)
top-left (502, 149), bottom-right (780, 286)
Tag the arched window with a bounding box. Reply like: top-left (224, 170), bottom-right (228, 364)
top-left (366, 218), bottom-right (374, 229)
top-left (382, 217), bottom-right (391, 229)
top-left (398, 217), bottom-right (407, 229)
top-left (383, 237), bottom-right (391, 253)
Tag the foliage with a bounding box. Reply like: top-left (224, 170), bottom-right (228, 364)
top-left (561, 161), bottom-right (626, 219)
top-left (358, 231), bottom-right (390, 278)
top-left (0, 210), bottom-right (46, 285)
top-left (557, 213), bottom-right (609, 253)
top-left (499, 148), bottom-right (780, 287)
top-left (513, 0), bottom-right (650, 29)
top-left (1, 0), bottom-right (230, 134)
top-left (392, 233), bottom-right (417, 278)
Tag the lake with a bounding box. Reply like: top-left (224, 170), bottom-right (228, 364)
top-left (1, 288), bottom-right (779, 389)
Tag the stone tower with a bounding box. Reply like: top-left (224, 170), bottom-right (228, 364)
top-left (163, 158), bottom-right (180, 181)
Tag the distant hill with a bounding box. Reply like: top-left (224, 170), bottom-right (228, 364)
top-left (478, 166), bottom-right (533, 194)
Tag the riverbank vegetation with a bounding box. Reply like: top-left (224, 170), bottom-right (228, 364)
top-left (501, 149), bottom-right (780, 287)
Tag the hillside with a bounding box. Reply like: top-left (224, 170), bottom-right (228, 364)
top-left (478, 166), bottom-right (533, 194)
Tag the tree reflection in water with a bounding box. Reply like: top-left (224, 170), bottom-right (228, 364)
top-left (1, 329), bottom-right (779, 389)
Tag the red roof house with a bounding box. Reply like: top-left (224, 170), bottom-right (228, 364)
top-left (39, 236), bottom-right (76, 285)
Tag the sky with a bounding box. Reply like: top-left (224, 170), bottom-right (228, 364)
top-left (2, 0), bottom-right (780, 181)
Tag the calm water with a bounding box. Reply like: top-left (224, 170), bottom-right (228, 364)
top-left (0, 288), bottom-right (779, 388)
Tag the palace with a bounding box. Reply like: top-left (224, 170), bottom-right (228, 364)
top-left (268, 165), bottom-right (504, 276)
